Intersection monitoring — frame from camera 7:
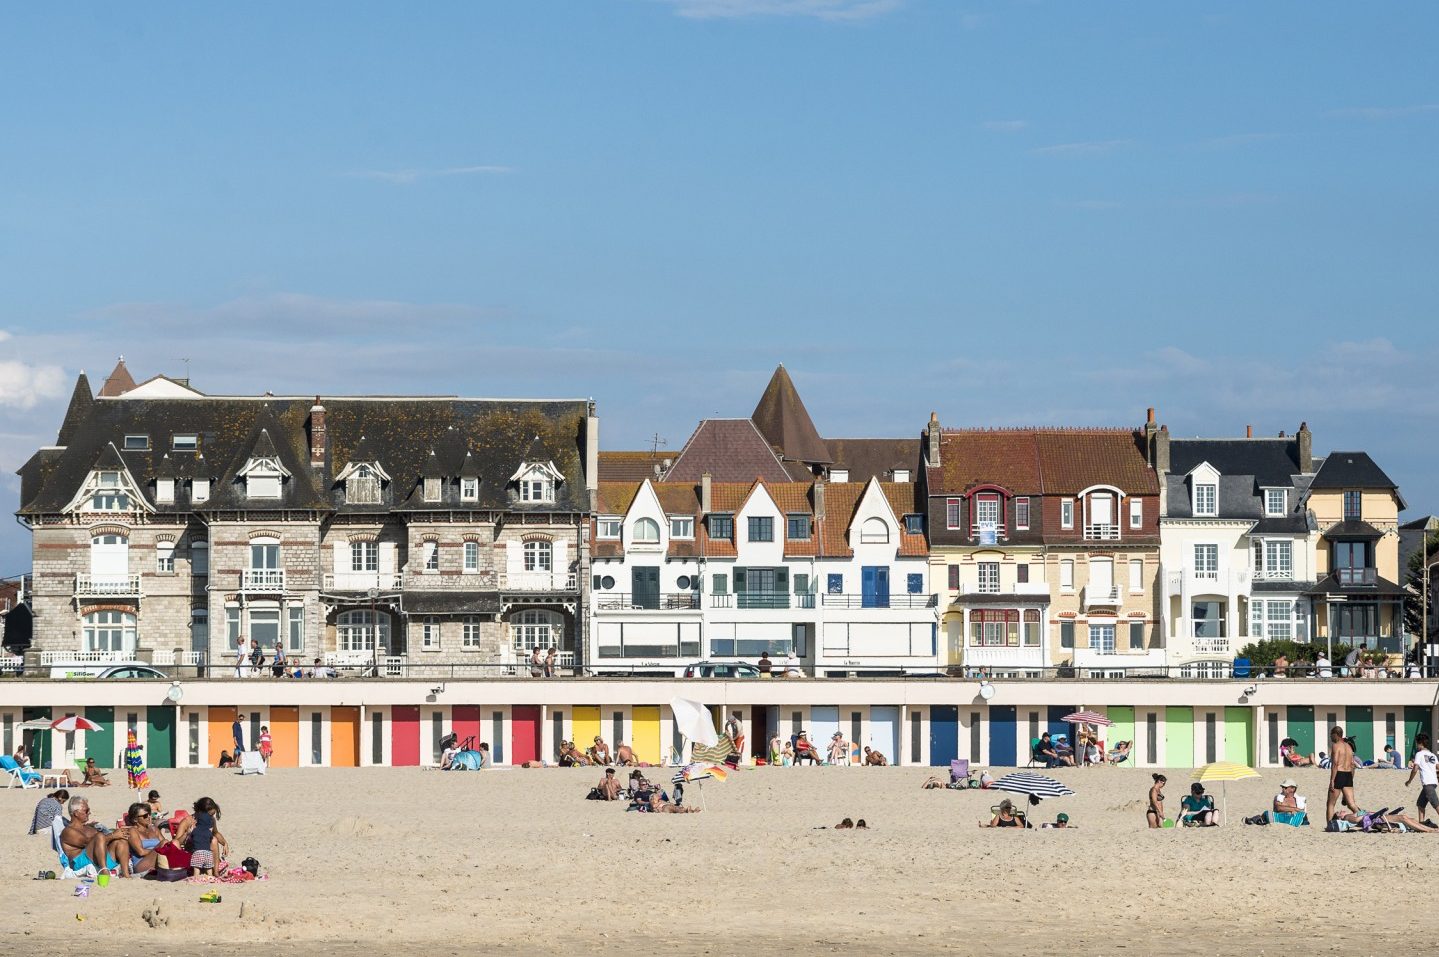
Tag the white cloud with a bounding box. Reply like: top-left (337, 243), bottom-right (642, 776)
top-left (0, 359), bottom-right (67, 410)
top-left (1327, 103), bottom-right (1439, 120)
top-left (1031, 139), bottom-right (1131, 156)
top-left (351, 165), bottom-right (513, 185)
top-left (0, 330), bottom-right (12, 343)
top-left (656, 0), bottom-right (902, 20)
top-left (982, 119), bottom-right (1029, 133)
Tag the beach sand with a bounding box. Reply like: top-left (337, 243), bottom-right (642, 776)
top-left (2, 764), bottom-right (1428, 956)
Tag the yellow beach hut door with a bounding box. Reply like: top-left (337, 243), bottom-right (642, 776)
top-left (632, 706), bottom-right (660, 764)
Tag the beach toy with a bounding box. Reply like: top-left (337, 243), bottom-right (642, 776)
top-left (96, 873), bottom-right (110, 887)
top-left (200, 892), bottom-right (222, 904)
top-left (1161, 818), bottom-right (1175, 828)
top-left (73, 886), bottom-right (89, 898)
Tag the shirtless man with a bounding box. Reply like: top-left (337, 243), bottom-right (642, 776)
top-left (863, 746), bottom-right (888, 766)
top-left (60, 796), bottom-right (118, 873)
top-left (596, 767), bottom-right (622, 800)
top-left (1327, 725), bottom-right (1360, 823)
top-left (614, 742), bottom-right (637, 766)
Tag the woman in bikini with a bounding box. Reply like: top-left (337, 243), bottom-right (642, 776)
top-left (980, 798), bottom-right (1025, 828)
top-left (1147, 774), bottom-right (1167, 828)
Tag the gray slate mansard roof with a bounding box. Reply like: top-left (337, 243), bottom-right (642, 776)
top-left (1310, 451), bottom-right (1400, 492)
top-left (18, 384), bottom-right (592, 517)
top-left (1164, 438), bottom-right (1314, 531)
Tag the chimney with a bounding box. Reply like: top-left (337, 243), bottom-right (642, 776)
top-left (308, 397), bottom-right (326, 466)
top-left (584, 403), bottom-right (599, 494)
top-left (1155, 424), bottom-right (1170, 473)
top-left (927, 412), bottom-right (941, 468)
top-left (1144, 407), bottom-right (1163, 469)
top-left (1246, 425), bottom-right (1253, 438)
top-left (1297, 422), bottom-right (1313, 473)
top-left (814, 479), bottom-right (826, 523)
top-left (701, 472), bottom-right (712, 514)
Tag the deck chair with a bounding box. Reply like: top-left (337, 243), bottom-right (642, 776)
top-left (1025, 738), bottom-right (1044, 769)
top-left (0, 755), bottom-right (41, 788)
top-left (49, 816), bottom-right (97, 879)
top-left (950, 759), bottom-right (971, 784)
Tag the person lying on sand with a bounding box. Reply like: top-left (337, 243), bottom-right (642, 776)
top-left (863, 746), bottom-right (888, 766)
top-left (647, 792), bottom-right (699, 813)
top-left (835, 817), bottom-right (854, 829)
top-left (1040, 813), bottom-right (1074, 829)
top-left (82, 758), bottom-right (110, 787)
top-left (1331, 808), bottom-right (1439, 833)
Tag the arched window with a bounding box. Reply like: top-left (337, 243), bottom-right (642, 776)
top-left (83, 610), bottom-right (136, 654)
top-left (860, 517), bottom-right (889, 544)
top-left (632, 518), bottom-right (660, 544)
top-left (523, 540), bottom-right (552, 572)
top-left (511, 608), bottom-right (562, 653)
top-left (337, 609), bottom-right (391, 652)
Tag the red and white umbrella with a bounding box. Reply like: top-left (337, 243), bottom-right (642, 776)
top-left (1060, 710), bottom-right (1112, 727)
top-left (50, 715), bottom-right (104, 733)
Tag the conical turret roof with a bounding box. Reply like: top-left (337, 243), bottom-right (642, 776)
top-left (750, 365), bottom-right (831, 465)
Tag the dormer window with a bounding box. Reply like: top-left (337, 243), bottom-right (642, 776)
top-left (860, 517), bottom-right (890, 544)
top-left (597, 517), bottom-right (621, 540)
top-left (904, 514), bottom-right (924, 534)
top-left (830, 469), bottom-right (849, 483)
top-left (972, 494), bottom-right (1001, 536)
top-left (632, 517), bottom-right (661, 544)
top-left (709, 514), bottom-right (734, 539)
top-left (123, 434), bottom-right (149, 450)
top-left (346, 465), bottom-right (382, 505)
top-left (520, 478), bottom-right (551, 502)
top-left (1264, 488), bottom-right (1288, 517)
top-left (92, 471), bottom-right (129, 511)
top-left (192, 478), bottom-right (210, 503)
top-left (156, 478), bottom-right (175, 504)
top-left (893, 469), bottom-right (910, 483)
top-left (670, 516), bottom-right (695, 540)
top-left (461, 477), bottom-right (479, 502)
top-left (423, 477), bottom-right (441, 503)
top-left (511, 461), bottom-right (563, 504)
top-left (244, 460), bottom-right (283, 499)
top-left (786, 514), bottom-right (811, 539)
top-left (172, 434), bottom-right (198, 451)
top-left (1193, 483), bottom-right (1217, 517)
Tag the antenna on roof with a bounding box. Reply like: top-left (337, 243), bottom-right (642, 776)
top-left (649, 432), bottom-right (667, 456)
top-left (181, 357), bottom-right (190, 381)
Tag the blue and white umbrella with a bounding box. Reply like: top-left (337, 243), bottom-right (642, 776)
top-left (991, 771), bottom-right (1074, 801)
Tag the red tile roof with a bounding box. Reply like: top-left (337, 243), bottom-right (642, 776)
top-left (597, 451), bottom-right (666, 483)
top-left (929, 428), bottom-right (1156, 495)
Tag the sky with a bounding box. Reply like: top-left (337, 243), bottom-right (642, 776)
top-left (1, 1), bottom-right (1436, 573)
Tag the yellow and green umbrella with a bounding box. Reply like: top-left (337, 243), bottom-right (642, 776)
top-left (1192, 762), bottom-right (1260, 823)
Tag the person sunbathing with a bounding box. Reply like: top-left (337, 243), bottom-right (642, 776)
top-left (980, 799), bottom-right (1026, 828)
top-left (106, 803), bottom-right (161, 877)
top-left (557, 741), bottom-right (590, 767)
top-left (834, 817), bottom-right (854, 829)
top-left (60, 796), bottom-right (119, 873)
top-left (827, 733), bottom-right (849, 765)
top-left (793, 734), bottom-right (821, 765)
top-left (863, 746), bottom-right (888, 766)
top-left (1041, 813), bottom-right (1074, 829)
top-left (1107, 741), bottom-right (1132, 765)
top-left (81, 758), bottom-right (110, 787)
top-left (594, 767), bottom-right (622, 801)
top-left (921, 776), bottom-right (946, 790)
top-left (1331, 808), bottom-right (1439, 833)
top-left (648, 791), bottom-right (700, 813)
top-left (1279, 739), bottom-right (1317, 767)
top-left (588, 737), bottom-right (613, 766)
top-left (614, 742), bottom-right (637, 766)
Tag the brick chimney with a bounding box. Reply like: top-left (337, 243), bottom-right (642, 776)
top-left (1246, 425), bottom-right (1253, 438)
top-left (927, 412), bottom-right (941, 468)
top-left (308, 397), bottom-right (327, 466)
top-left (814, 478), bottom-right (826, 523)
top-left (1155, 424), bottom-right (1170, 473)
top-left (701, 472), bottom-right (712, 514)
top-left (1297, 422), bottom-right (1313, 473)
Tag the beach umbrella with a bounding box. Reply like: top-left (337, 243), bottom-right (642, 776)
top-left (669, 697), bottom-right (719, 748)
top-left (1192, 761), bottom-right (1259, 823)
top-left (50, 715), bottom-right (103, 733)
top-left (991, 771), bottom-right (1075, 802)
top-left (18, 718), bottom-right (54, 731)
top-left (1060, 710), bottom-right (1112, 727)
top-left (123, 729), bottom-right (151, 791)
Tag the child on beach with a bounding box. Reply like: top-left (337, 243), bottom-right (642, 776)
top-left (259, 726), bottom-right (273, 765)
top-left (175, 797), bottom-right (229, 876)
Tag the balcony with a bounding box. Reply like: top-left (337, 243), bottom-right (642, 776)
top-left (1082, 585), bottom-right (1122, 609)
top-left (821, 593), bottom-right (939, 609)
top-left (75, 575), bottom-right (141, 599)
top-left (1191, 637), bottom-right (1231, 656)
top-left (501, 571), bottom-right (577, 591)
top-left (241, 569), bottom-right (286, 592)
top-left (1083, 523), bottom-right (1120, 541)
top-left (955, 580), bottom-right (1049, 597)
top-left (324, 572), bottom-right (402, 592)
top-left (706, 591), bottom-right (795, 610)
top-left (1336, 567), bottom-right (1378, 587)
top-left (963, 644), bottom-right (1046, 671)
top-left (594, 592), bottom-right (700, 611)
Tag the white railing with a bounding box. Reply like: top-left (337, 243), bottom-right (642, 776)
top-left (241, 569), bottom-right (286, 591)
top-left (0, 655), bottom-right (21, 675)
top-left (1251, 568), bottom-right (1291, 582)
top-left (323, 572), bottom-right (401, 591)
top-left (963, 645), bottom-right (1046, 669)
top-left (40, 649), bottom-right (131, 665)
top-left (152, 650), bottom-right (207, 666)
top-left (75, 574), bottom-right (141, 598)
top-left (1083, 524), bottom-right (1120, 541)
top-left (1193, 568), bottom-right (1219, 581)
top-left (1082, 585), bottom-right (1122, 608)
top-left (1192, 637), bottom-right (1231, 656)
top-left (502, 571), bottom-right (578, 591)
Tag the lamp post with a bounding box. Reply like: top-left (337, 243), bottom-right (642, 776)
top-left (368, 587), bottom-right (379, 677)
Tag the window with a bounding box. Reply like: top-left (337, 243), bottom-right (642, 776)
top-left (670, 517), bottom-right (695, 540)
top-left (338, 609), bottom-right (390, 651)
top-left (1192, 601), bottom-right (1225, 638)
top-left (709, 514), bottom-right (733, 539)
top-left (1061, 500), bottom-right (1074, 529)
top-left (1060, 560), bottom-right (1074, 590)
top-left (793, 573), bottom-right (809, 595)
top-left (246, 461), bottom-right (282, 499)
top-left (907, 573), bottom-right (924, 594)
top-left (947, 565), bottom-right (960, 590)
top-left (1060, 621), bottom-right (1075, 649)
top-left (830, 469), bottom-right (849, 483)
top-left (893, 469), bottom-right (910, 483)
top-left (172, 434), bottom-right (197, 451)
top-left (250, 541), bottom-right (279, 570)
top-left (1266, 600), bottom-right (1294, 641)
top-left (462, 617), bottom-right (484, 649)
top-left (423, 541), bottom-right (439, 571)
top-left (520, 478), bottom-right (552, 502)
top-left (423, 477), bottom-right (441, 503)
top-left (1193, 544), bottom-right (1218, 576)
top-left (1128, 559), bottom-right (1143, 593)
top-left (1193, 483), bottom-right (1217, 517)
top-left (970, 609), bottom-right (1018, 647)
top-left (632, 518), bottom-right (661, 544)
top-left (463, 541), bottom-right (480, 572)
top-left (748, 516), bottom-right (774, 542)
top-left (598, 518), bottom-right (622, 540)
top-left (82, 610), bottom-right (136, 654)
top-left (156, 478), bottom-right (175, 504)
top-left (712, 574), bottom-right (728, 595)
top-left (347, 465), bottom-right (382, 504)
top-left (1264, 540), bottom-right (1293, 578)
top-left (250, 608), bottom-right (280, 650)
top-left (786, 514), bottom-right (811, 539)
top-left (226, 606), bottom-right (240, 643)
top-left (860, 518), bottom-right (889, 544)
top-left (904, 514), bottom-right (923, 534)
top-left (92, 472), bottom-right (129, 510)
top-left (288, 605), bottom-right (305, 653)
top-left (351, 541), bottom-right (378, 572)
top-left (974, 495), bottom-right (1001, 529)
top-left (978, 563), bottom-right (1000, 593)
top-left (828, 573), bottom-right (843, 594)
top-left (511, 608), bottom-right (561, 653)
top-left (123, 434), bottom-right (149, 450)
top-left (190, 609), bottom-right (208, 653)
top-left (677, 575), bottom-right (692, 590)
top-left (1129, 498), bottom-right (1143, 528)
top-left (1017, 563), bottom-right (1029, 584)
top-left (192, 478), bottom-right (210, 502)
top-left (419, 617), bottom-right (440, 651)
top-left (461, 477), bottom-right (479, 501)
top-left (1023, 609), bottom-right (1041, 646)
top-left (1089, 624), bottom-right (1116, 655)
top-left (946, 498), bottom-right (961, 530)
top-left (1265, 488), bottom-right (1288, 516)
top-left (1015, 498), bottom-right (1030, 530)
top-left (156, 541), bottom-right (175, 574)
top-left (1343, 490), bottom-right (1362, 520)
top-left (735, 566), bottom-right (789, 609)
top-left (523, 540), bottom-right (552, 572)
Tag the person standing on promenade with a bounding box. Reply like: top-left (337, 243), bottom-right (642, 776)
top-left (1327, 726), bottom-right (1359, 823)
top-left (545, 645), bottom-right (556, 678)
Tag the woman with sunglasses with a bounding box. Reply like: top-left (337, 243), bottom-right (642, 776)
top-left (106, 802), bottom-right (162, 877)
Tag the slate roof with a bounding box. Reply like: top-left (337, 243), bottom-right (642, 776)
top-left (825, 438), bottom-right (922, 484)
top-left (1168, 438), bottom-right (1303, 488)
top-left (662, 419), bottom-right (791, 484)
top-left (1310, 451), bottom-right (1399, 491)
top-left (19, 379), bottom-right (592, 516)
top-left (750, 365), bottom-right (831, 465)
top-left (1306, 572), bottom-right (1408, 598)
top-left (1323, 519), bottom-right (1385, 540)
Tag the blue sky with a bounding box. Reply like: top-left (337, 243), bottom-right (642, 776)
top-left (1, 1), bottom-right (1436, 572)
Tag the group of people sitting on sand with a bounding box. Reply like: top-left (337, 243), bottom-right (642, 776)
top-left (38, 788), bottom-right (244, 879)
top-left (558, 736), bottom-right (638, 767)
top-left (976, 798), bottom-right (1073, 829)
top-left (11, 747), bottom-right (112, 788)
top-left (764, 731), bottom-right (888, 767)
top-left (585, 767), bottom-right (700, 812)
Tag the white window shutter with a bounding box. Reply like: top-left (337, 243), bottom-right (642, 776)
top-left (332, 541), bottom-right (346, 576)
top-left (552, 540), bottom-right (568, 573)
top-left (506, 539), bottom-right (522, 572)
top-left (379, 541), bottom-right (396, 575)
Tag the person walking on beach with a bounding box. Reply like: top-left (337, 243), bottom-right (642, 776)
top-left (232, 713), bottom-right (245, 756)
top-left (1407, 732), bottom-right (1439, 820)
top-left (1327, 725), bottom-right (1359, 823)
top-left (1146, 774), bottom-right (1167, 828)
top-left (258, 725), bottom-right (273, 766)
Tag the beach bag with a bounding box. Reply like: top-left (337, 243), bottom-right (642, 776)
top-left (145, 867), bottom-right (189, 882)
top-left (586, 787), bottom-right (606, 801)
top-left (241, 857), bottom-right (261, 877)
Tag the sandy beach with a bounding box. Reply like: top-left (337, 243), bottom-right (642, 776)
top-left (3, 764), bottom-right (1432, 956)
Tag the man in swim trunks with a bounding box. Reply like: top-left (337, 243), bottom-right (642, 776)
top-left (60, 796), bottom-right (118, 873)
top-left (1327, 725), bottom-right (1359, 823)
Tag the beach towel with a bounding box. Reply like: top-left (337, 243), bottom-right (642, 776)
top-left (124, 730), bottom-right (151, 790)
top-left (691, 735), bottom-right (736, 764)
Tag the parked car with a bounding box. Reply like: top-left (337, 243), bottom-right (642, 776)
top-left (98, 664), bottom-right (168, 679)
top-left (48, 662), bottom-right (168, 679)
top-left (681, 661), bottom-right (761, 678)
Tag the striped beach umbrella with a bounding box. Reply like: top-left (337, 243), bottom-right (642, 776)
top-left (50, 715), bottom-right (104, 733)
top-left (1060, 710), bottom-right (1112, 727)
top-left (1191, 762), bottom-right (1259, 824)
top-left (991, 771), bottom-right (1074, 801)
